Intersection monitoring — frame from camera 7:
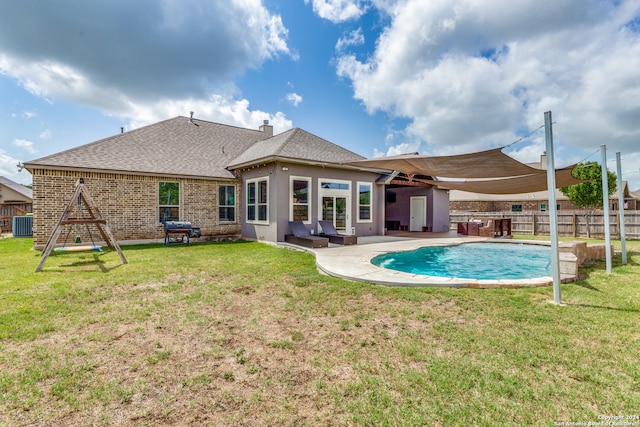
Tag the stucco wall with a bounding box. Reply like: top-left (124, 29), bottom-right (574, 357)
top-left (384, 186), bottom-right (450, 232)
top-left (450, 199), bottom-right (579, 213)
top-left (431, 188), bottom-right (451, 232)
top-left (239, 161), bottom-right (385, 242)
top-left (30, 169), bottom-right (241, 249)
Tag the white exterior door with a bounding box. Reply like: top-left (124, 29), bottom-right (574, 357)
top-left (321, 195), bottom-right (350, 233)
top-left (410, 196), bottom-right (427, 231)
top-left (318, 179), bottom-right (351, 234)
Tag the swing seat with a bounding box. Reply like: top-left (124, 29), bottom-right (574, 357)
top-left (54, 245), bottom-right (102, 253)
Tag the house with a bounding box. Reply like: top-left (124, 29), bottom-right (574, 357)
top-left (25, 116), bottom-right (449, 249)
top-left (0, 176), bottom-right (33, 233)
top-left (449, 153), bottom-right (639, 213)
top-left (450, 188), bottom-right (572, 213)
top-left (630, 190), bottom-right (640, 210)
top-left (450, 181), bottom-right (638, 213)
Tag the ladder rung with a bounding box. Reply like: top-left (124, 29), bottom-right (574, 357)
top-left (61, 218), bottom-right (107, 225)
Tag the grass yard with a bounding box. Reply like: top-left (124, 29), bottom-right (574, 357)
top-left (1, 236), bottom-right (639, 426)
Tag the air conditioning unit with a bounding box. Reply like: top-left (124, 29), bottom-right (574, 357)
top-left (12, 215), bottom-right (33, 237)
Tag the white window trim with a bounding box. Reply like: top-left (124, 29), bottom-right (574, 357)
top-left (356, 181), bottom-right (373, 223)
top-left (246, 177), bottom-right (269, 225)
top-left (318, 178), bottom-right (351, 192)
top-left (289, 176), bottom-right (312, 224)
top-left (317, 178), bottom-right (351, 230)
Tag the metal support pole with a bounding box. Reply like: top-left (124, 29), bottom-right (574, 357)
top-left (545, 111), bottom-right (561, 304)
top-left (601, 145), bottom-right (612, 274)
top-left (616, 152), bottom-right (627, 265)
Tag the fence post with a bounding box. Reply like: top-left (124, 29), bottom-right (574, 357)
top-left (453, 211), bottom-right (638, 239)
top-left (532, 213), bottom-right (536, 236)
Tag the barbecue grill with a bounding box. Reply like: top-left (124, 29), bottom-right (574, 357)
top-left (164, 221), bottom-right (201, 246)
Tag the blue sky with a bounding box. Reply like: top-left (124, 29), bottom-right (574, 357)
top-left (1, 0), bottom-right (639, 191)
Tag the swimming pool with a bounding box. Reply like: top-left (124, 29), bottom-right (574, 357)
top-left (371, 242), bottom-right (552, 280)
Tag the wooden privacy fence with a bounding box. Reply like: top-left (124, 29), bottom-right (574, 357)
top-left (0, 204), bottom-right (30, 233)
top-left (450, 211), bottom-right (640, 240)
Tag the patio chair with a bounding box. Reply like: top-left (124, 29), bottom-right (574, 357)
top-left (318, 220), bottom-right (358, 245)
top-left (285, 221), bottom-right (329, 248)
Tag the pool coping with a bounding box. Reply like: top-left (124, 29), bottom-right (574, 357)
top-left (279, 234), bottom-right (575, 288)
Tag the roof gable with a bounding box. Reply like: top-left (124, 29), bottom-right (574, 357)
top-left (0, 176), bottom-right (33, 200)
top-left (227, 128), bottom-right (365, 169)
top-left (25, 117), bottom-right (265, 179)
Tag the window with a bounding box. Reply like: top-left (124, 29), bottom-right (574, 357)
top-left (219, 185), bottom-right (235, 222)
top-left (290, 177), bottom-right (311, 223)
top-left (247, 177), bottom-right (268, 223)
top-left (511, 204), bottom-right (522, 212)
top-left (159, 181), bottom-right (179, 222)
top-left (541, 203), bottom-right (561, 211)
top-left (320, 181), bottom-right (349, 190)
top-left (357, 182), bottom-right (372, 222)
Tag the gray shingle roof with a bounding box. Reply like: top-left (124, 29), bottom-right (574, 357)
top-left (25, 118), bottom-right (366, 178)
top-left (25, 117), bottom-right (265, 179)
top-left (0, 176), bottom-right (33, 200)
top-left (227, 128), bottom-right (365, 169)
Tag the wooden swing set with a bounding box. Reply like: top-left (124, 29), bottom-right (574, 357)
top-left (36, 178), bottom-right (128, 272)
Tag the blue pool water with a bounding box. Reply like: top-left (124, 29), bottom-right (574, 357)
top-left (371, 242), bottom-right (552, 280)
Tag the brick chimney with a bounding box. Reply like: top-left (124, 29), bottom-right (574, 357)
top-left (259, 119), bottom-right (273, 138)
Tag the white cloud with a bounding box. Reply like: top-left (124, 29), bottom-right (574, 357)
top-left (305, 0), bottom-right (367, 23)
top-left (383, 141), bottom-right (421, 157)
top-left (0, 149), bottom-right (31, 184)
top-left (611, 151), bottom-right (640, 193)
top-left (12, 139), bottom-right (37, 154)
top-left (22, 110), bottom-right (36, 119)
top-left (39, 129), bottom-right (52, 139)
top-left (285, 92), bottom-right (303, 107)
top-left (0, 0), bottom-right (291, 111)
top-left (0, 0), bottom-right (296, 147)
top-left (336, 28), bottom-right (365, 52)
top-left (337, 0), bottom-right (640, 166)
top-left (123, 94), bottom-right (293, 137)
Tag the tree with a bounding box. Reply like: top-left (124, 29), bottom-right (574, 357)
top-left (560, 161), bottom-right (617, 237)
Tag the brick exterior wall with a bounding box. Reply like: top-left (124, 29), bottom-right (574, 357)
top-left (451, 200), bottom-right (581, 213)
top-left (492, 201), bottom-right (544, 212)
top-left (449, 201), bottom-right (496, 212)
top-left (30, 168), bottom-right (241, 248)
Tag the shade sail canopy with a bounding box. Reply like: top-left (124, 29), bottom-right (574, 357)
top-left (345, 147), bottom-right (542, 179)
top-left (422, 166), bottom-right (585, 194)
top-left (345, 147), bottom-right (587, 194)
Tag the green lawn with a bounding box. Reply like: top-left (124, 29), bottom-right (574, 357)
top-left (1, 236), bottom-right (639, 426)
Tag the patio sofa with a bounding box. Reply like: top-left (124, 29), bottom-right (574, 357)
top-left (318, 220), bottom-right (358, 245)
top-left (285, 221), bottom-right (329, 248)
